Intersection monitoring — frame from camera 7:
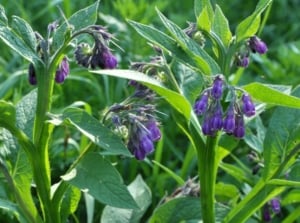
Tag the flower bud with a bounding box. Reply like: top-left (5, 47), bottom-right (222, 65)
top-left (223, 105), bottom-right (235, 134)
top-left (74, 43), bottom-right (92, 68)
top-left (233, 115), bottom-right (245, 138)
top-left (28, 63), bottom-right (37, 85)
top-left (210, 103), bottom-right (223, 131)
top-left (270, 198), bottom-right (281, 214)
top-left (211, 75), bottom-right (223, 100)
top-left (146, 120), bottom-right (161, 142)
top-left (55, 57), bottom-right (69, 84)
top-left (249, 36), bottom-right (268, 54)
top-left (242, 93), bottom-right (255, 117)
top-left (193, 92), bottom-right (209, 115)
top-left (236, 56), bottom-right (249, 68)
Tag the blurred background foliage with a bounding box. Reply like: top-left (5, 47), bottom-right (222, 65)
top-left (0, 0), bottom-right (300, 222)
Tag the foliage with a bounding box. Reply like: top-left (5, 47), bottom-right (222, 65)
top-left (0, 0), bottom-right (300, 223)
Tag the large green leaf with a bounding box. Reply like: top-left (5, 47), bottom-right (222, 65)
top-left (101, 175), bottom-right (152, 223)
top-left (61, 107), bottom-right (131, 157)
top-left (243, 83), bottom-right (300, 109)
top-left (61, 152), bottom-right (138, 209)
top-left (212, 5), bottom-right (232, 48)
top-left (52, 1), bottom-right (99, 52)
top-left (90, 69), bottom-right (192, 120)
top-left (157, 9), bottom-right (220, 75)
top-left (235, 0), bottom-right (273, 42)
top-left (263, 86), bottom-right (300, 180)
top-left (149, 197), bottom-right (229, 223)
top-left (197, 6), bottom-right (212, 32)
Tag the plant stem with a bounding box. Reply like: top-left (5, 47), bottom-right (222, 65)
top-left (197, 134), bottom-right (219, 223)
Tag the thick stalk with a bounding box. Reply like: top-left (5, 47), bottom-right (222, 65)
top-left (197, 134), bottom-right (219, 223)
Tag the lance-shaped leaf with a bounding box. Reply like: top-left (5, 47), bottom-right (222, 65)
top-left (62, 152), bottom-right (138, 209)
top-left (235, 0), bottom-right (273, 42)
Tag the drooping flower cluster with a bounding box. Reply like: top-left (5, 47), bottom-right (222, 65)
top-left (235, 35), bottom-right (268, 68)
top-left (28, 22), bottom-right (117, 86)
top-left (104, 55), bottom-right (163, 160)
top-left (74, 26), bottom-right (117, 69)
top-left (193, 75), bottom-right (256, 138)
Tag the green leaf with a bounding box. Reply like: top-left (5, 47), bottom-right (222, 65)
top-left (215, 182), bottom-right (239, 202)
top-left (128, 20), bottom-right (203, 72)
top-left (0, 5), bottom-right (7, 25)
top-left (171, 61), bottom-right (204, 104)
top-left (194, 0), bottom-right (214, 20)
top-left (62, 152), bottom-right (138, 209)
top-left (12, 149), bottom-right (39, 222)
top-left (152, 160), bottom-right (185, 186)
top-left (235, 0), bottom-right (273, 42)
top-left (244, 116), bottom-right (266, 153)
top-left (16, 89), bottom-right (37, 138)
top-left (11, 16), bottom-right (36, 52)
top-left (61, 107), bottom-right (131, 157)
top-left (263, 86), bottom-right (300, 180)
top-left (267, 179), bottom-right (300, 187)
top-left (0, 71), bottom-right (24, 99)
top-left (197, 6), bottom-right (212, 32)
top-left (282, 189), bottom-right (300, 205)
top-left (101, 175), bottom-right (152, 223)
top-left (0, 199), bottom-right (21, 221)
top-left (60, 185), bottom-right (81, 223)
top-left (149, 197), bottom-right (229, 223)
top-left (90, 69), bottom-right (192, 120)
top-left (243, 82), bottom-right (300, 108)
top-left (212, 5), bottom-right (232, 48)
top-left (52, 1), bottom-right (99, 52)
top-left (0, 26), bottom-right (40, 63)
top-left (157, 9), bottom-right (220, 75)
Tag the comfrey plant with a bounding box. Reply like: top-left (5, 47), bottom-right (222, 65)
top-left (1, 0), bottom-right (300, 223)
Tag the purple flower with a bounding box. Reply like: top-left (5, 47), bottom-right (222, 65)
top-left (223, 105), bottom-right (235, 133)
top-left (210, 102), bottom-right (223, 131)
top-left (193, 92), bottom-right (209, 115)
top-left (211, 75), bottom-right (223, 100)
top-left (242, 94), bottom-right (255, 117)
top-left (128, 128), bottom-right (154, 160)
top-left (263, 205), bottom-right (271, 222)
top-left (146, 120), bottom-right (161, 141)
top-left (233, 115), bottom-right (245, 138)
top-left (91, 46), bottom-right (117, 69)
top-left (202, 116), bottom-right (214, 136)
top-left (28, 63), bottom-right (37, 85)
top-left (55, 57), bottom-right (69, 84)
top-left (249, 36), bottom-right (268, 54)
top-left (270, 198), bottom-right (281, 214)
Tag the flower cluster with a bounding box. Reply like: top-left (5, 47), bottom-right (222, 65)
top-left (74, 26), bottom-right (117, 69)
top-left (235, 35), bottom-right (268, 68)
top-left (104, 55), bottom-right (163, 160)
top-left (193, 75), bottom-right (256, 138)
top-left (28, 22), bottom-right (117, 86)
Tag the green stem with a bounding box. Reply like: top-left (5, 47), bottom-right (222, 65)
top-left (196, 134), bottom-right (220, 223)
